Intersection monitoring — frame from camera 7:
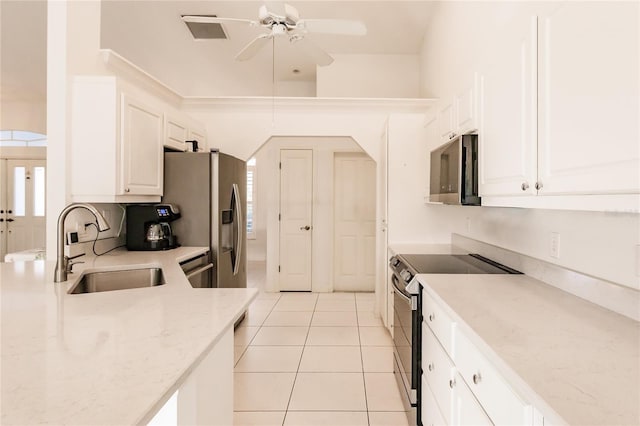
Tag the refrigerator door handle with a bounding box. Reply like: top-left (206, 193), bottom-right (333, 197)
top-left (232, 183), bottom-right (242, 276)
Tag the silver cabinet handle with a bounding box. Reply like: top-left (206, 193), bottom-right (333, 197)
top-left (300, 225), bottom-right (311, 231)
top-left (535, 181), bottom-right (543, 190)
top-left (449, 378), bottom-right (456, 389)
top-left (521, 182), bottom-right (529, 191)
top-left (473, 373), bottom-right (482, 385)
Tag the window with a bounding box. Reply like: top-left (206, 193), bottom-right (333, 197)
top-left (246, 158), bottom-right (256, 239)
top-left (0, 130), bottom-right (47, 147)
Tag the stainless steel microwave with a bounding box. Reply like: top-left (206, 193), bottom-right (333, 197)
top-left (429, 134), bottom-right (481, 205)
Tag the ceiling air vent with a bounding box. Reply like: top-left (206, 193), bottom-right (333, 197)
top-left (182, 15), bottom-right (228, 39)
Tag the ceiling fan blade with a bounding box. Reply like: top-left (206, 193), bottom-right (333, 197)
top-left (297, 19), bottom-right (367, 36)
top-left (263, 1), bottom-right (287, 19)
top-left (292, 37), bottom-right (334, 66)
top-left (181, 15), bottom-right (257, 26)
top-left (236, 34), bottom-right (272, 61)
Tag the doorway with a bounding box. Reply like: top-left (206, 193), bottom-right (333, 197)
top-left (0, 159), bottom-right (46, 259)
top-left (333, 153), bottom-right (376, 291)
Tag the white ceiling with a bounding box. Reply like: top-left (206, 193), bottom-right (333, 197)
top-left (1, 1), bottom-right (435, 100)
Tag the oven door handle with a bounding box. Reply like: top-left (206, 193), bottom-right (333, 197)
top-left (391, 275), bottom-right (412, 304)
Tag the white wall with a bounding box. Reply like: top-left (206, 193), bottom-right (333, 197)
top-left (317, 54), bottom-right (421, 98)
top-left (0, 100), bottom-right (47, 134)
top-left (417, 1), bottom-right (640, 290)
top-left (250, 136), bottom-right (366, 293)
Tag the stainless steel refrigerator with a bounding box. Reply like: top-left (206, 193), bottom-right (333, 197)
top-left (163, 150), bottom-right (246, 289)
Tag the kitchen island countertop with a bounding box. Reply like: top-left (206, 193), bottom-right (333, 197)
top-left (1, 247), bottom-right (257, 425)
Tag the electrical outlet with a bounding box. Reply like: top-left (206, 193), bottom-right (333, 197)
top-left (550, 232), bottom-right (560, 259)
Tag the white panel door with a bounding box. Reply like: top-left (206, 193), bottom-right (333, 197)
top-left (279, 149), bottom-right (313, 291)
top-left (334, 153), bottom-right (376, 292)
top-left (479, 16), bottom-right (538, 197)
top-left (0, 159), bottom-right (7, 260)
top-left (5, 160), bottom-right (46, 254)
top-left (538, 2), bottom-right (640, 195)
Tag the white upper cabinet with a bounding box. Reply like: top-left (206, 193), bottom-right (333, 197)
top-left (121, 94), bottom-right (163, 195)
top-left (71, 76), bottom-right (164, 203)
top-left (187, 127), bottom-right (208, 152)
top-left (537, 2), bottom-right (640, 196)
top-left (436, 73), bottom-right (479, 145)
top-left (164, 115), bottom-right (189, 152)
top-left (479, 3), bottom-right (640, 211)
top-left (479, 17), bottom-right (538, 197)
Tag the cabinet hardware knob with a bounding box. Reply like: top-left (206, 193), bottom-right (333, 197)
top-left (125, 188), bottom-right (130, 193)
top-left (535, 181), bottom-right (543, 190)
top-left (428, 363), bottom-right (434, 372)
top-left (428, 314), bottom-right (435, 322)
top-left (0, 218), bottom-right (3, 222)
top-left (300, 225), bottom-right (311, 231)
top-left (521, 182), bottom-right (529, 191)
top-left (449, 378), bottom-right (456, 389)
top-left (473, 373), bottom-right (482, 385)
top-left (7, 210), bottom-right (12, 214)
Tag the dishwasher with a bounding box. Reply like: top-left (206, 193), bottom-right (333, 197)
top-left (180, 253), bottom-right (214, 288)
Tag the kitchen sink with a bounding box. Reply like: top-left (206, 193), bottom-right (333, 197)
top-left (68, 267), bottom-right (165, 294)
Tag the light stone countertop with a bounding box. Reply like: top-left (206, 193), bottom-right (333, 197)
top-left (417, 273), bottom-right (640, 426)
top-left (0, 247), bottom-right (258, 425)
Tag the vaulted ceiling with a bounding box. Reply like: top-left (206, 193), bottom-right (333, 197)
top-left (1, 1), bottom-right (435, 100)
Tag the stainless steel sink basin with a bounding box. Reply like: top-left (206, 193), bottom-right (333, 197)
top-left (68, 267), bottom-right (165, 294)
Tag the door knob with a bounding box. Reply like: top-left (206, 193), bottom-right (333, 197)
top-left (300, 225), bottom-right (311, 231)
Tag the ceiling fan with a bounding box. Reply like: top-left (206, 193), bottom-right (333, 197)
top-left (182, 3), bottom-right (367, 66)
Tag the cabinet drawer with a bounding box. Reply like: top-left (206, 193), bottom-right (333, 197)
top-left (423, 292), bottom-right (456, 356)
top-left (422, 324), bottom-right (455, 424)
top-left (455, 328), bottom-right (532, 425)
top-left (421, 374), bottom-right (447, 426)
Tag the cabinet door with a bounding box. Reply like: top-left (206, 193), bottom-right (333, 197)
top-left (121, 94), bottom-right (164, 195)
top-left (538, 2), bottom-right (640, 195)
top-left (454, 373), bottom-right (492, 426)
top-left (479, 16), bottom-right (538, 197)
top-left (423, 324), bottom-right (455, 424)
top-left (422, 375), bottom-right (447, 426)
top-left (188, 128), bottom-right (207, 152)
top-left (437, 101), bottom-right (456, 143)
top-left (455, 74), bottom-right (478, 135)
top-left (165, 116), bottom-right (188, 151)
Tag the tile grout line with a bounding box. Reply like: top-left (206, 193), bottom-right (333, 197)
top-left (281, 293), bottom-right (318, 426)
top-left (355, 296), bottom-right (372, 426)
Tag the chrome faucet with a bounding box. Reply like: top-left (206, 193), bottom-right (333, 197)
top-left (54, 203), bottom-right (111, 282)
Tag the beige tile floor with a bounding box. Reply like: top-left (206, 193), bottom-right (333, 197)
top-left (233, 262), bottom-right (409, 426)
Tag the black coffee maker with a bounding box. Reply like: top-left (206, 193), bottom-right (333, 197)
top-left (126, 204), bottom-right (181, 251)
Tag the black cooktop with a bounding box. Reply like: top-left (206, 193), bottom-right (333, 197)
top-left (399, 253), bottom-right (521, 275)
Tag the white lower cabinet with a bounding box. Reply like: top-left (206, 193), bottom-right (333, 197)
top-left (422, 375), bottom-right (447, 426)
top-left (422, 290), bottom-right (541, 426)
top-left (453, 373), bottom-right (492, 426)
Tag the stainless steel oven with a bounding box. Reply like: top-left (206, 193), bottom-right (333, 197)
top-left (389, 256), bottom-right (421, 426)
